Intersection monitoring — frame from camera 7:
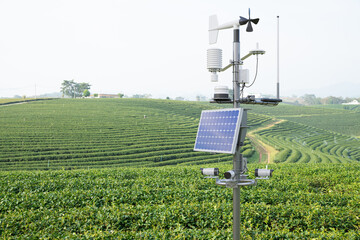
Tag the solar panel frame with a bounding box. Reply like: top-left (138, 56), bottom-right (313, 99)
top-left (194, 108), bottom-right (243, 154)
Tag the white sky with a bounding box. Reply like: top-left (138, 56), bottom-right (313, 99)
top-left (0, 0), bottom-right (359, 99)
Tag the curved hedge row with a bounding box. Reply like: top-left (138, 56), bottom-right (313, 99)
top-left (255, 120), bottom-right (359, 164)
top-left (0, 99), bottom-right (265, 171)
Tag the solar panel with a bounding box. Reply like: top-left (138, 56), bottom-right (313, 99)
top-left (194, 108), bottom-right (243, 154)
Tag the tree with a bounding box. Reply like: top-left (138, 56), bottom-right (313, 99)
top-left (76, 83), bottom-right (91, 97)
top-left (132, 94), bottom-right (151, 99)
top-left (118, 93), bottom-right (124, 98)
top-left (61, 80), bottom-right (75, 98)
top-left (83, 89), bottom-right (90, 97)
top-left (322, 96), bottom-right (345, 105)
top-left (302, 94), bottom-right (321, 105)
top-left (61, 80), bottom-right (91, 98)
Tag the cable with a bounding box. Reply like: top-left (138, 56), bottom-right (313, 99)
top-left (240, 160), bottom-right (248, 175)
top-left (240, 83), bottom-right (245, 99)
top-left (245, 54), bottom-right (259, 88)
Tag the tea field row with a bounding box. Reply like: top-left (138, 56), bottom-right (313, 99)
top-left (0, 98), bottom-right (51, 105)
top-left (0, 99), bottom-right (270, 171)
top-left (250, 104), bottom-right (360, 136)
top-left (254, 120), bottom-right (360, 163)
top-left (1, 163), bottom-right (359, 239)
top-left (1, 99), bottom-right (359, 170)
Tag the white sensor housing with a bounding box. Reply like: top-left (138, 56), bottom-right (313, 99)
top-left (211, 73), bottom-right (218, 82)
top-left (255, 169), bottom-right (274, 177)
top-left (207, 48), bottom-right (222, 71)
top-left (201, 168), bottom-right (219, 176)
top-left (214, 85), bottom-right (229, 100)
top-left (240, 69), bottom-right (249, 84)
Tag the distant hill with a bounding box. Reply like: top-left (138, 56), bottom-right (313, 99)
top-left (287, 82), bottom-right (360, 98)
top-left (30, 92), bottom-right (62, 98)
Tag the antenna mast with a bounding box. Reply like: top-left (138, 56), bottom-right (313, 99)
top-left (277, 16), bottom-right (280, 99)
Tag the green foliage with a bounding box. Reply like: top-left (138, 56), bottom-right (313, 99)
top-left (83, 89), bottom-right (90, 97)
top-left (2, 99), bottom-right (360, 170)
top-left (0, 98), bottom-right (50, 105)
top-left (1, 99), bottom-right (360, 238)
top-left (251, 104), bottom-right (360, 136)
top-left (242, 148), bottom-right (254, 158)
top-left (321, 96), bottom-right (345, 105)
top-left (0, 99), bottom-right (266, 171)
top-left (274, 149), bottom-right (291, 163)
top-left (302, 94), bottom-right (321, 105)
top-left (0, 163), bottom-right (359, 238)
top-left (256, 120), bottom-right (359, 164)
top-left (61, 80), bottom-right (91, 98)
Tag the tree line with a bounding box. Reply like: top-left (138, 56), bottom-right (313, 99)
top-left (304, 94), bottom-right (360, 105)
top-left (291, 94), bottom-right (360, 105)
top-left (61, 80), bottom-right (91, 98)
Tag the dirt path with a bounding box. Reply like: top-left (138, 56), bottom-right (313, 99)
top-left (248, 120), bottom-right (284, 164)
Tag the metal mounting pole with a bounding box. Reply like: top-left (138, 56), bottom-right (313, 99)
top-left (233, 27), bottom-right (241, 109)
top-left (232, 26), bottom-right (241, 240)
top-left (277, 16), bottom-right (280, 99)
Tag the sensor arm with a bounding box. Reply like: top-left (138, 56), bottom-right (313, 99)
top-left (241, 53), bottom-right (252, 61)
top-left (220, 63), bottom-right (233, 72)
top-left (218, 48), bottom-right (266, 73)
top-left (241, 49), bottom-right (266, 61)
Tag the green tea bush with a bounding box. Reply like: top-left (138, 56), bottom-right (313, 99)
top-left (0, 163), bottom-right (359, 239)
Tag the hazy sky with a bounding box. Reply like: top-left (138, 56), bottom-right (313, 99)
top-left (1, 0), bottom-right (359, 99)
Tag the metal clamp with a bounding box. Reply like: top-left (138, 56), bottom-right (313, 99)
top-left (215, 178), bottom-right (256, 188)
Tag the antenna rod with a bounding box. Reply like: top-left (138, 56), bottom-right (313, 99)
top-left (232, 26), bottom-right (242, 240)
top-left (233, 27), bottom-right (240, 108)
top-left (276, 16), bottom-right (280, 99)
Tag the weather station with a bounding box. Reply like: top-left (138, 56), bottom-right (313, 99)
top-left (194, 9), bottom-right (282, 240)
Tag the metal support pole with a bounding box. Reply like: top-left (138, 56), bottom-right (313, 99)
top-left (232, 26), bottom-right (241, 240)
top-left (233, 150), bottom-right (242, 240)
top-left (233, 27), bottom-right (240, 109)
top-left (276, 16), bottom-right (280, 99)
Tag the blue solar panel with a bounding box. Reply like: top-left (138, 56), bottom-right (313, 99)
top-left (194, 108), bottom-right (243, 154)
